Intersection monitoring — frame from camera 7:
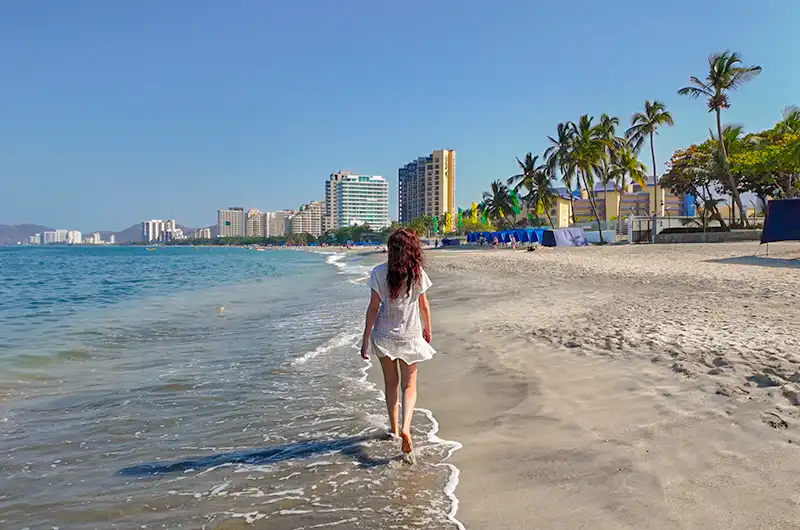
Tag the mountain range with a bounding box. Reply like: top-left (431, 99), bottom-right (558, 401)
top-left (0, 223), bottom-right (206, 245)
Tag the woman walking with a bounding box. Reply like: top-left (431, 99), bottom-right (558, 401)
top-left (360, 228), bottom-right (434, 461)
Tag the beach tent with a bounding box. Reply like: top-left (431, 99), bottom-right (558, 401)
top-left (541, 227), bottom-right (589, 247)
top-left (499, 230), bottom-right (512, 242)
top-left (761, 198), bottom-right (800, 244)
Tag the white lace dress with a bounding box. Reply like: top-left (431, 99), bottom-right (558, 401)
top-left (366, 262), bottom-right (436, 365)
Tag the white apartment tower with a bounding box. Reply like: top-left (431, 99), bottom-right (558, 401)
top-left (324, 170), bottom-right (352, 232)
top-left (142, 220), bottom-right (177, 243)
top-left (217, 207), bottom-right (246, 238)
top-left (337, 175), bottom-right (390, 229)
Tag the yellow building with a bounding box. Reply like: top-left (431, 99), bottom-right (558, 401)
top-left (398, 149), bottom-right (456, 231)
top-left (548, 183), bottom-right (689, 228)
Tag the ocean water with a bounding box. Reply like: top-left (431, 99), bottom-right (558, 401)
top-left (0, 246), bottom-right (462, 529)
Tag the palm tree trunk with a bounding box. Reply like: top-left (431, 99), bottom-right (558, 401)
top-left (716, 109), bottom-right (749, 227)
top-left (544, 203), bottom-right (554, 228)
top-left (649, 131), bottom-right (659, 216)
top-left (580, 170), bottom-right (605, 244)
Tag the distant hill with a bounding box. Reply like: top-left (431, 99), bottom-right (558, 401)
top-left (0, 224), bottom-right (55, 245)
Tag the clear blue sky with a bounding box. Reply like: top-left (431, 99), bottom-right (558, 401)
top-left (2, 0), bottom-right (798, 231)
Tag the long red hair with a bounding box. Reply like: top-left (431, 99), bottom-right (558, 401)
top-left (387, 228), bottom-right (423, 299)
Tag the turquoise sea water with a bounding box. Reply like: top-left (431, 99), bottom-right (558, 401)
top-left (0, 246), bottom-right (461, 529)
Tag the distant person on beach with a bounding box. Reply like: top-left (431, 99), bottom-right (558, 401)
top-left (360, 228), bottom-right (434, 462)
top-left (492, 236), bottom-right (499, 249)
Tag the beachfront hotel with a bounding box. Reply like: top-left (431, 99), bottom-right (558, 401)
top-left (544, 182), bottom-right (695, 229)
top-left (324, 171), bottom-right (390, 230)
top-left (217, 207), bottom-right (246, 237)
top-left (142, 219), bottom-right (177, 242)
top-left (289, 201), bottom-right (324, 237)
top-left (398, 149), bottom-right (456, 230)
top-left (245, 208), bottom-right (266, 238)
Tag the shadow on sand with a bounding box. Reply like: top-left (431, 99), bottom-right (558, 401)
top-left (119, 433), bottom-right (395, 476)
top-left (707, 255), bottom-right (800, 269)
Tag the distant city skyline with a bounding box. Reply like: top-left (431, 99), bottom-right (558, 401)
top-left (2, 2), bottom-right (799, 230)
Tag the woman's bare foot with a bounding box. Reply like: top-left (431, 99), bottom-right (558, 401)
top-left (382, 431), bottom-right (400, 441)
top-left (401, 431), bottom-right (413, 452)
top-left (400, 432), bottom-right (416, 464)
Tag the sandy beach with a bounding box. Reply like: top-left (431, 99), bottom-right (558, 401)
top-left (373, 242), bottom-right (800, 529)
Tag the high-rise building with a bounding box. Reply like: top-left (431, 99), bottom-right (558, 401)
top-left (109, 234), bottom-right (116, 245)
top-left (142, 220), bottom-right (177, 242)
top-left (43, 231), bottom-right (57, 244)
top-left (55, 229), bottom-right (68, 243)
top-left (246, 208), bottom-right (266, 238)
top-left (67, 230), bottom-right (82, 244)
top-left (398, 149), bottom-right (456, 229)
top-left (265, 210), bottom-right (293, 237)
top-left (29, 234), bottom-right (41, 245)
top-left (217, 207), bottom-right (246, 238)
top-left (91, 232), bottom-right (101, 245)
top-left (337, 175), bottom-right (390, 229)
top-left (324, 170), bottom-right (353, 232)
top-left (289, 201), bottom-right (323, 237)
top-left (194, 227), bottom-right (212, 239)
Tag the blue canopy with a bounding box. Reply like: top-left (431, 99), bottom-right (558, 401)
top-left (762, 199), bottom-right (800, 243)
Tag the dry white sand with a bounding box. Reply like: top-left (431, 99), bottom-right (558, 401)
top-left (412, 242), bottom-right (800, 529)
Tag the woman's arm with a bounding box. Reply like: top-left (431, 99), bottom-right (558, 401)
top-left (419, 292), bottom-right (432, 343)
top-left (360, 290), bottom-right (381, 359)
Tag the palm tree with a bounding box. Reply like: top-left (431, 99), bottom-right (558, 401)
top-left (567, 115), bottom-right (607, 242)
top-left (678, 51), bottom-right (761, 225)
top-left (596, 113), bottom-right (622, 217)
top-left (610, 144), bottom-right (649, 221)
top-left (545, 122), bottom-right (577, 224)
top-left (508, 153), bottom-right (541, 191)
top-left (626, 100), bottom-right (675, 217)
top-left (482, 180), bottom-right (513, 227)
top-left (527, 165), bottom-right (558, 227)
top-left (776, 105), bottom-right (800, 135)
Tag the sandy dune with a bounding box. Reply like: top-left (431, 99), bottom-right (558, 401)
top-left (417, 242), bottom-right (800, 529)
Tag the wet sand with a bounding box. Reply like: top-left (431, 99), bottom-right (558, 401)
top-left (414, 242), bottom-right (800, 529)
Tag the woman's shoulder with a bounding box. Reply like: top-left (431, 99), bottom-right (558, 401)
top-left (371, 262), bottom-right (388, 278)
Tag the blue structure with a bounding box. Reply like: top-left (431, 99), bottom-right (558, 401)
top-left (761, 199), bottom-right (800, 244)
top-left (467, 228), bottom-right (547, 244)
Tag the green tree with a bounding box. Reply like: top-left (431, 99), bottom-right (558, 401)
top-left (527, 165), bottom-right (558, 227)
top-left (567, 115), bottom-right (607, 242)
top-left (678, 51), bottom-right (762, 225)
top-left (508, 153), bottom-right (541, 192)
top-left (610, 143), bottom-right (649, 221)
top-left (596, 113), bottom-right (623, 218)
top-left (545, 122), bottom-right (577, 224)
top-left (661, 144), bottom-right (728, 229)
top-left (481, 180), bottom-right (513, 227)
top-left (626, 100), bottom-right (675, 196)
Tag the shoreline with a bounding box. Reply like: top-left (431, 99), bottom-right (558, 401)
top-left (413, 242), bottom-right (800, 529)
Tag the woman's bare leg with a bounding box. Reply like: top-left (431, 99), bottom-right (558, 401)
top-left (399, 360), bottom-right (418, 452)
top-left (379, 356), bottom-right (400, 437)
